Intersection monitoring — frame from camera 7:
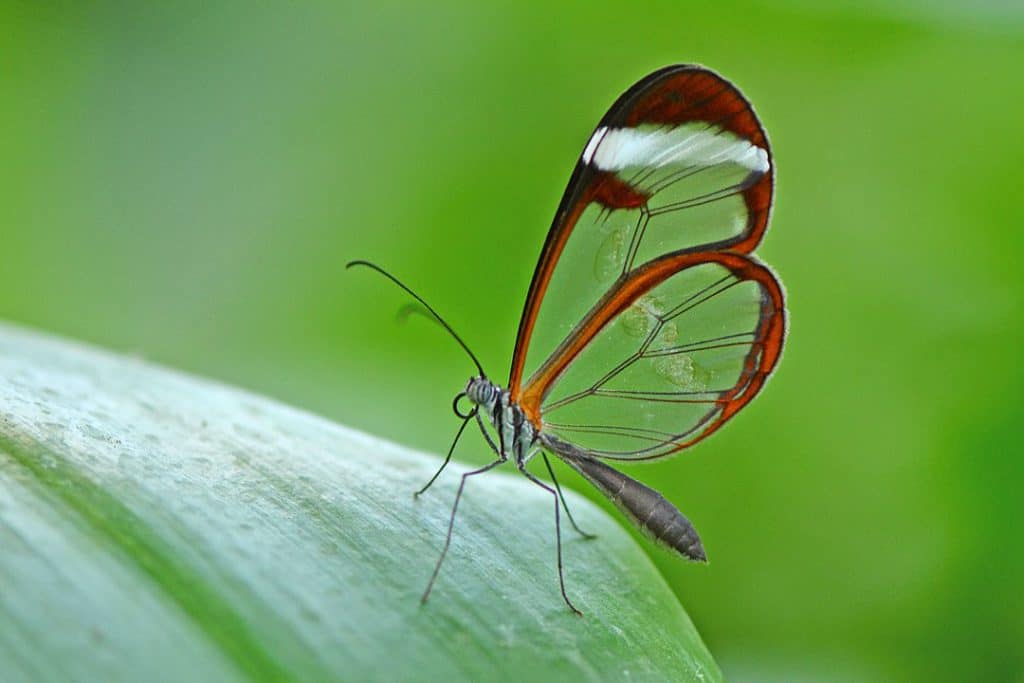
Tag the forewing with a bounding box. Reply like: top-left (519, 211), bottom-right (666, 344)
top-left (508, 65), bottom-right (774, 396)
top-left (529, 252), bottom-right (785, 460)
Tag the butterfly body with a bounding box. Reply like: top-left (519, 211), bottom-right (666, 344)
top-left (465, 374), bottom-right (706, 562)
top-left (351, 65), bottom-right (785, 614)
top-left (546, 437), bottom-right (706, 562)
top-left (465, 375), bottom-right (538, 467)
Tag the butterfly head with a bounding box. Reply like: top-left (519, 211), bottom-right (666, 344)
top-left (464, 376), bottom-right (499, 408)
top-left (452, 376), bottom-right (499, 420)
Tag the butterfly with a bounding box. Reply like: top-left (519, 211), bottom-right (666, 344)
top-left (349, 64), bottom-right (786, 615)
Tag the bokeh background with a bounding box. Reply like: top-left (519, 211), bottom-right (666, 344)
top-left (3, 2), bottom-right (1022, 681)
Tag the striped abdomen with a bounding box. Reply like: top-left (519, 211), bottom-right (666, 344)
top-left (551, 444), bottom-right (706, 561)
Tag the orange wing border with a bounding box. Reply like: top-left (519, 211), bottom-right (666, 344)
top-left (508, 65), bottom-right (774, 397)
top-left (520, 251), bottom-right (786, 459)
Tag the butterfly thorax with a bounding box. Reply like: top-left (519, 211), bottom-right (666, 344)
top-left (464, 376), bottom-right (538, 465)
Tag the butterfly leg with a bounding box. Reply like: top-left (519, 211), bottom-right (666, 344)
top-left (541, 452), bottom-right (597, 540)
top-left (517, 461), bottom-right (583, 616)
top-left (474, 409), bottom-right (503, 456)
top-left (421, 456), bottom-right (505, 605)
top-left (415, 412), bottom-right (475, 497)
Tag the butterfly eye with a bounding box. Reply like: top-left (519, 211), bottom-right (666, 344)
top-left (463, 377), bottom-right (499, 408)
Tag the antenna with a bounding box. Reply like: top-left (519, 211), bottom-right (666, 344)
top-left (346, 260), bottom-right (486, 377)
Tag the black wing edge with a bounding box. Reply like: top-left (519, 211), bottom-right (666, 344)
top-left (545, 435), bottom-right (706, 561)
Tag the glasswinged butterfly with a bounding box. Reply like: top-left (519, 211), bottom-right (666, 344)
top-left (349, 65), bottom-right (786, 615)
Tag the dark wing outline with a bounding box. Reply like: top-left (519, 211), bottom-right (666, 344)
top-left (519, 251), bottom-right (785, 459)
top-left (507, 65), bottom-right (775, 398)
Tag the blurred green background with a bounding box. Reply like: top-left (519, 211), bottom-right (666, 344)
top-left (2, 1), bottom-right (1022, 681)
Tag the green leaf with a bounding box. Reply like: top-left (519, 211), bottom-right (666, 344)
top-left (0, 324), bottom-right (721, 682)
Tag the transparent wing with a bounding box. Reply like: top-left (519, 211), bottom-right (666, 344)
top-left (508, 65), bottom-right (774, 397)
top-left (530, 252), bottom-right (785, 460)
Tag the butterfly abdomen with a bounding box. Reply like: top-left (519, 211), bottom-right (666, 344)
top-left (550, 443), bottom-right (706, 562)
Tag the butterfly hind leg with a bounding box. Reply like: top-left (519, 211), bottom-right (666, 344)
top-left (541, 452), bottom-right (597, 540)
top-left (474, 411), bottom-right (594, 540)
top-left (476, 410), bottom-right (585, 614)
top-left (420, 456), bottom-right (505, 605)
top-left (517, 457), bottom-right (584, 616)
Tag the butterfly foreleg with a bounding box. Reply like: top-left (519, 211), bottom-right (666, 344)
top-left (421, 456), bottom-right (505, 605)
top-left (415, 412), bottom-right (475, 497)
top-left (474, 409), bottom-right (505, 460)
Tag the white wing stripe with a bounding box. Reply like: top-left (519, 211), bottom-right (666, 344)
top-left (582, 125), bottom-right (769, 174)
